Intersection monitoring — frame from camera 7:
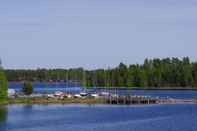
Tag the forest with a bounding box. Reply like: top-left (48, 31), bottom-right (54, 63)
top-left (4, 57), bottom-right (197, 88)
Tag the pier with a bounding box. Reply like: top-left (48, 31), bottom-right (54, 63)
top-left (105, 95), bottom-right (158, 105)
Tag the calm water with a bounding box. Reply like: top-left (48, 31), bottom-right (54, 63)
top-left (0, 104), bottom-right (197, 131)
top-left (9, 82), bottom-right (81, 94)
top-left (9, 82), bottom-right (197, 99)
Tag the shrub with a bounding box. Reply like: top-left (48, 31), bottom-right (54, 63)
top-left (23, 81), bottom-right (33, 95)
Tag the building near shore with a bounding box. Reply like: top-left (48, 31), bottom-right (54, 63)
top-left (8, 89), bottom-right (16, 97)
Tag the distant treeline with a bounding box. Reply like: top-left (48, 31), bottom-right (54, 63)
top-left (5, 57), bottom-right (197, 88)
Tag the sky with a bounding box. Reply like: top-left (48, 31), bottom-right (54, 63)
top-left (1, 0), bottom-right (197, 69)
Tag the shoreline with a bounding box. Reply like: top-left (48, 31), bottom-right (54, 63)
top-left (0, 98), bottom-right (106, 105)
top-left (1, 97), bottom-right (196, 106)
top-left (86, 87), bottom-right (197, 90)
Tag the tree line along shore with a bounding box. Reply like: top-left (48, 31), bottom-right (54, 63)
top-left (1, 57), bottom-right (197, 105)
top-left (4, 57), bottom-right (197, 88)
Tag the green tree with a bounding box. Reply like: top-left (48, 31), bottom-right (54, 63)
top-left (3, 57), bottom-right (197, 89)
top-left (23, 81), bottom-right (33, 95)
top-left (127, 65), bottom-right (145, 87)
top-left (192, 62), bottom-right (197, 87)
top-left (0, 63), bottom-right (8, 101)
top-left (118, 63), bottom-right (128, 87)
top-left (180, 57), bottom-right (192, 87)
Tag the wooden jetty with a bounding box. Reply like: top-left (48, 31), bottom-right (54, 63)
top-left (106, 95), bottom-right (158, 105)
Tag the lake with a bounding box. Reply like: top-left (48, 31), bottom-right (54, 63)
top-left (0, 104), bottom-right (197, 131)
top-left (9, 82), bottom-right (197, 99)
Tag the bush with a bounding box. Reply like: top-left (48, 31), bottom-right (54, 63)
top-left (23, 82), bottom-right (33, 95)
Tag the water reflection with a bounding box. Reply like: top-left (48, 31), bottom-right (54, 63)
top-left (0, 106), bottom-right (7, 123)
top-left (0, 106), bottom-right (7, 131)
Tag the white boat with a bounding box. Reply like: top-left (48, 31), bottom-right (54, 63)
top-left (91, 93), bottom-right (99, 98)
top-left (100, 92), bottom-right (110, 96)
top-left (54, 91), bottom-right (64, 96)
top-left (66, 94), bottom-right (73, 98)
top-left (8, 89), bottom-right (16, 97)
top-left (74, 94), bottom-right (82, 98)
top-left (80, 92), bottom-right (88, 97)
top-left (47, 94), bottom-right (55, 98)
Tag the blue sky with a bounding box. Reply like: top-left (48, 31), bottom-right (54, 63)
top-left (1, 0), bottom-right (197, 69)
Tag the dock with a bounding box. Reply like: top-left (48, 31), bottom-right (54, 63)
top-left (105, 95), bottom-right (158, 105)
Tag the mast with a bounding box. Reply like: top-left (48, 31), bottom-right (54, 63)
top-left (82, 69), bottom-right (86, 88)
top-left (93, 70), bottom-right (97, 88)
top-left (66, 70), bottom-right (68, 94)
top-left (83, 69), bottom-right (88, 93)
